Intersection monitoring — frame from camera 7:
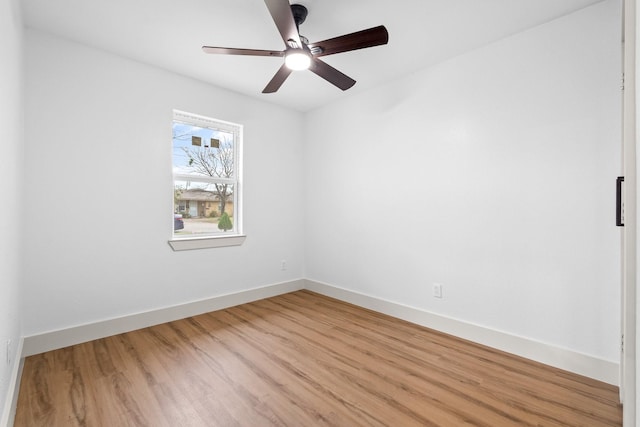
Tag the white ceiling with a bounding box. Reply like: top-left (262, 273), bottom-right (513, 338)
top-left (22, 0), bottom-right (605, 112)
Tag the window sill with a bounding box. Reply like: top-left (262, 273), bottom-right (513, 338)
top-left (168, 235), bottom-right (246, 251)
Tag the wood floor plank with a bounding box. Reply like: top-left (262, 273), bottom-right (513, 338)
top-left (188, 311), bottom-right (377, 426)
top-left (206, 308), bottom-right (437, 426)
top-left (276, 299), bottom-right (570, 426)
top-left (235, 299), bottom-right (524, 426)
top-left (266, 293), bottom-right (620, 425)
top-left (14, 290), bottom-right (622, 426)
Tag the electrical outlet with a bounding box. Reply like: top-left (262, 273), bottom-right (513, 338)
top-left (281, 260), bottom-right (287, 271)
top-left (433, 283), bottom-right (443, 299)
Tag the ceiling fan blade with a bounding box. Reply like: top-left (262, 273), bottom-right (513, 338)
top-left (309, 58), bottom-right (356, 91)
top-left (264, 0), bottom-right (302, 48)
top-left (202, 46), bottom-right (285, 57)
top-left (309, 25), bottom-right (389, 57)
top-left (262, 64), bottom-right (293, 93)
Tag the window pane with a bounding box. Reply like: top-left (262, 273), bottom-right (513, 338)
top-left (174, 181), bottom-right (235, 237)
top-left (172, 122), bottom-right (235, 180)
top-left (171, 110), bottom-right (242, 242)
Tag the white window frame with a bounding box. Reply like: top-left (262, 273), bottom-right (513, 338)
top-left (169, 110), bottom-right (245, 251)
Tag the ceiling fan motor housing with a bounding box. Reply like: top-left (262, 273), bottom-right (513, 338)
top-left (291, 4), bottom-right (308, 29)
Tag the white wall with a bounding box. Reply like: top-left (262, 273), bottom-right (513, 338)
top-left (0, 0), bottom-right (23, 421)
top-left (305, 0), bottom-right (622, 364)
top-left (22, 30), bottom-right (306, 336)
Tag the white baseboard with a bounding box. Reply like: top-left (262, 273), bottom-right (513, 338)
top-left (22, 279), bottom-right (305, 357)
top-left (304, 279), bottom-right (619, 386)
top-left (1, 337), bottom-right (24, 427)
top-left (18, 277), bottom-right (618, 387)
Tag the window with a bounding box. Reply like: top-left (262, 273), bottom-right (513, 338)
top-left (169, 110), bottom-right (244, 251)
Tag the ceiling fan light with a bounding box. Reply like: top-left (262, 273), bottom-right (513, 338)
top-left (285, 50), bottom-right (311, 71)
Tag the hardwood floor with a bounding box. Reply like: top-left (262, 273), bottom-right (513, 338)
top-left (15, 290), bottom-right (621, 426)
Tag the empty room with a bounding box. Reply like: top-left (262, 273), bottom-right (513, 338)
top-left (1, 0), bottom-right (638, 425)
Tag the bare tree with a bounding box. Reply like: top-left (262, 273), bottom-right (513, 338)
top-left (176, 133), bottom-right (234, 215)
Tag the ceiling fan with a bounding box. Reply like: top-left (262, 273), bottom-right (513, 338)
top-left (202, 0), bottom-right (389, 94)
